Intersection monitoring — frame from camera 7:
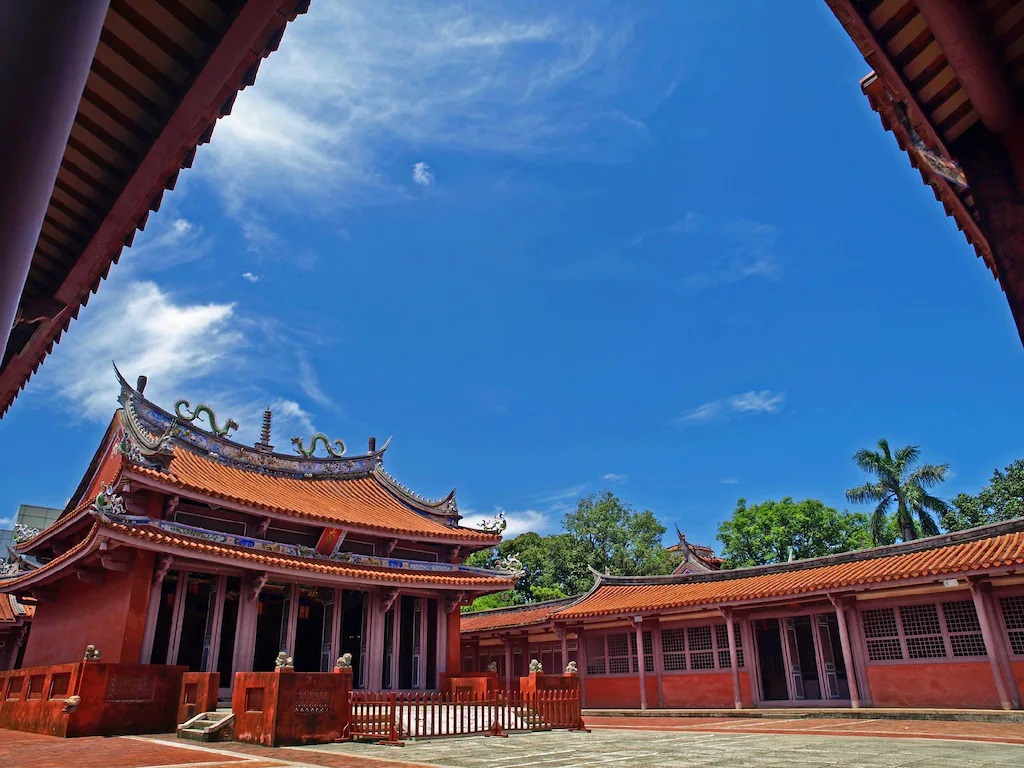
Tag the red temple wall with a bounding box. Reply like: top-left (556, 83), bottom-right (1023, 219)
top-left (662, 670), bottom-right (753, 708)
top-left (82, 438), bottom-right (124, 503)
top-left (447, 610), bottom-right (461, 674)
top-left (584, 675), bottom-right (659, 709)
top-left (23, 550), bottom-right (154, 667)
top-left (1011, 661), bottom-right (1024, 700)
top-left (865, 662), bottom-right (1001, 709)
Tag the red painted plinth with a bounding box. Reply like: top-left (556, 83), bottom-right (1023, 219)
top-left (0, 661), bottom-right (186, 737)
top-left (440, 671), bottom-right (499, 695)
top-left (231, 668), bottom-right (353, 746)
top-left (519, 672), bottom-right (580, 695)
top-left (178, 672), bottom-right (220, 724)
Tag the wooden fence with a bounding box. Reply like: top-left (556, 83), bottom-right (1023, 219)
top-left (346, 689), bottom-right (587, 745)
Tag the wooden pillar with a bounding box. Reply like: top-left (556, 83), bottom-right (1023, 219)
top-left (204, 575), bottom-right (228, 673)
top-left (743, 617), bottom-right (760, 706)
top-left (632, 617), bottom-right (648, 710)
top-left (165, 570), bottom-right (189, 665)
top-left (829, 597), bottom-right (861, 708)
top-left (969, 579), bottom-right (1019, 710)
top-left (651, 620), bottom-right (664, 709)
top-left (576, 626), bottom-right (588, 707)
top-left (982, 588), bottom-right (1022, 709)
top-left (724, 610), bottom-right (742, 710)
top-left (366, 592), bottom-right (385, 691)
top-left (0, 0), bottom-right (109, 361)
top-left (503, 635), bottom-right (513, 691)
top-left (140, 555), bottom-right (172, 663)
top-left (232, 572), bottom-right (264, 676)
top-left (330, 588), bottom-right (343, 668)
top-left (284, 583), bottom-right (299, 657)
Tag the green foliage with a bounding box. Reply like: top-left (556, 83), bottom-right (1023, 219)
top-left (716, 497), bottom-right (870, 568)
top-left (941, 460), bottom-right (1024, 532)
top-left (846, 439), bottom-right (950, 544)
top-left (462, 491), bottom-right (680, 612)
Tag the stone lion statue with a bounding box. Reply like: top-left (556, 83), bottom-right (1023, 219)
top-left (335, 653), bottom-right (353, 669)
top-left (565, 661), bottom-right (578, 674)
top-left (487, 661), bottom-right (498, 673)
top-left (274, 651), bottom-right (294, 669)
top-left (83, 644), bottom-right (101, 661)
top-left (529, 658), bottom-right (543, 673)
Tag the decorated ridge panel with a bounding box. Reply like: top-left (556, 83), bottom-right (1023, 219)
top-left (101, 514), bottom-right (515, 577)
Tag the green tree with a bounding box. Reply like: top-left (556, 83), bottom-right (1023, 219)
top-left (716, 497), bottom-right (870, 568)
top-left (941, 459), bottom-right (1024, 532)
top-left (845, 439), bottom-right (950, 544)
top-left (562, 491), bottom-right (679, 594)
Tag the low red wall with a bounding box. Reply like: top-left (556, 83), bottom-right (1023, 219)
top-left (866, 662), bottom-right (1001, 709)
top-left (520, 672), bottom-right (580, 695)
top-left (232, 669), bottom-right (352, 746)
top-left (662, 670), bottom-right (753, 708)
top-left (440, 671), bottom-right (498, 695)
top-left (178, 672), bottom-right (220, 724)
top-left (584, 675), bottom-right (659, 709)
top-left (0, 661), bottom-right (185, 737)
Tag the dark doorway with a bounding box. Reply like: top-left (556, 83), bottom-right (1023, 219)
top-left (293, 589), bottom-right (325, 672)
top-left (150, 573), bottom-right (178, 664)
top-left (788, 616), bottom-right (822, 700)
top-left (755, 618), bottom-right (788, 701)
top-left (177, 575), bottom-right (216, 672)
top-left (217, 577), bottom-right (240, 692)
top-left (341, 590), bottom-right (366, 687)
top-left (381, 606), bottom-right (395, 688)
top-left (426, 599), bottom-right (438, 690)
top-left (397, 595), bottom-right (421, 689)
top-left (253, 587), bottom-right (286, 672)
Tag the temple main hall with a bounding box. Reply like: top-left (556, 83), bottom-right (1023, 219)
top-left (0, 367), bottom-right (517, 698)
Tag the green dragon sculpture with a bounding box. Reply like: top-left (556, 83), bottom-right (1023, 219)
top-left (174, 399), bottom-right (239, 437)
top-left (292, 433), bottom-right (347, 458)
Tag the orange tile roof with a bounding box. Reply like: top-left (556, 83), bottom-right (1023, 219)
top-left (556, 528), bottom-right (1024, 620)
top-left (461, 598), bottom-right (579, 634)
top-left (0, 595), bottom-right (17, 623)
top-left (105, 520), bottom-right (515, 588)
top-left (128, 448), bottom-right (498, 543)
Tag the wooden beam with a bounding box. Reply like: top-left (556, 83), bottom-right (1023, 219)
top-left (76, 568), bottom-right (105, 585)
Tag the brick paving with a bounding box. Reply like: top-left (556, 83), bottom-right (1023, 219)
top-left (4, 717), bottom-right (1024, 767)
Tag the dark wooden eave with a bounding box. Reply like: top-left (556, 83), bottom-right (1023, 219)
top-left (0, 0), bottom-right (310, 417)
top-left (826, 0), bottom-right (1024, 344)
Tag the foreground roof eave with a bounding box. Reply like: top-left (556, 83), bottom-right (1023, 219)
top-left (459, 594), bottom-right (586, 634)
top-left (0, 524), bottom-right (102, 593)
top-left (121, 467), bottom-right (500, 545)
top-left (588, 518), bottom-right (1024, 588)
top-left (0, 0), bottom-right (312, 417)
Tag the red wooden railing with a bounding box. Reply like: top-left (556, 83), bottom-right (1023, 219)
top-left (345, 689), bottom-right (587, 745)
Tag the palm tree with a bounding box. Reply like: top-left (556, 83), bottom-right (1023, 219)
top-left (845, 439), bottom-right (950, 545)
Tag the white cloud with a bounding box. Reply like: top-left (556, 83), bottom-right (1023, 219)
top-left (467, 508), bottom-right (552, 538)
top-left (535, 484), bottom-right (588, 505)
top-left (203, 1), bottom-right (642, 213)
top-left (297, 353), bottom-right (337, 409)
top-left (719, 477), bottom-right (740, 485)
top-left (241, 272), bottom-right (260, 283)
top-left (43, 281), bottom-right (242, 421)
top-left (602, 473), bottom-right (628, 483)
top-left (679, 390), bottom-right (786, 424)
top-left (412, 161), bottom-right (434, 187)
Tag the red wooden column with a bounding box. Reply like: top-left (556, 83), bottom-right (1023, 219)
top-left (166, 570), bottom-right (189, 665)
top-left (0, 0), bottom-right (109, 362)
top-left (555, 623), bottom-right (569, 672)
top-left (206, 575), bottom-right (228, 673)
top-left (140, 555), bottom-right (172, 663)
top-left (969, 578), bottom-right (1020, 710)
top-left (650, 619), bottom-right (665, 708)
top-left (630, 616), bottom-right (648, 710)
top-left (575, 625), bottom-right (588, 707)
top-left (829, 596), bottom-right (861, 708)
top-left (723, 609), bottom-right (742, 710)
top-left (503, 634), bottom-right (513, 691)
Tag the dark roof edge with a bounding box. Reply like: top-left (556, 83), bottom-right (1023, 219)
top-left (594, 517), bottom-right (1024, 587)
top-left (461, 594), bottom-right (583, 619)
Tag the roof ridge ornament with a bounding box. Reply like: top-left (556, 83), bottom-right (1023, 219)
top-left (479, 510), bottom-right (507, 534)
top-left (174, 399), bottom-right (239, 438)
top-left (292, 432), bottom-right (347, 458)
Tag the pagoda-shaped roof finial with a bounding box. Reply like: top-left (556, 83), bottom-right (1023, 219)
top-left (254, 406), bottom-right (273, 452)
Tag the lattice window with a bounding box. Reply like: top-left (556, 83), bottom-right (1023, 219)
top-left (1001, 595), bottom-right (1024, 656)
top-left (5, 676), bottom-right (23, 701)
top-left (714, 624), bottom-right (745, 669)
top-left (942, 601), bottom-right (987, 658)
top-left (900, 604), bottom-right (946, 659)
top-left (585, 634), bottom-right (607, 675)
top-left (48, 673), bottom-right (71, 700)
top-left (862, 607), bottom-right (904, 661)
top-left (295, 687), bottom-right (333, 714)
top-left (662, 628), bottom-right (686, 671)
top-left (245, 687), bottom-right (264, 712)
top-left (687, 625), bottom-right (715, 670)
top-left (26, 675), bottom-right (45, 700)
top-left (607, 633), bottom-right (631, 674)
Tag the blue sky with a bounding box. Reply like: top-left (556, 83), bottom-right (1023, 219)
top-left (3, 1), bottom-right (1024, 551)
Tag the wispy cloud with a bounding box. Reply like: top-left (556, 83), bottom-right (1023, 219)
top-left (719, 477), bottom-right (740, 485)
top-left (241, 272), bottom-right (260, 283)
top-left (602, 473), bottom-right (628, 483)
top-left (203, 1), bottom-right (643, 215)
top-left (678, 390), bottom-right (786, 424)
top-left (412, 161), bottom-right (434, 187)
top-left (297, 353), bottom-right (337, 410)
top-left (535, 484), bottom-right (588, 505)
top-left (683, 220), bottom-right (780, 291)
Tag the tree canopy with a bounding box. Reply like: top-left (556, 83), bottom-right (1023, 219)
top-left (715, 497), bottom-right (870, 568)
top-left (845, 439), bottom-right (950, 544)
top-left (941, 459), bottom-right (1024, 532)
top-left (463, 491), bottom-right (680, 611)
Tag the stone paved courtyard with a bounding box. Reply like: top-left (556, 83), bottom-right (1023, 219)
top-left (4, 719), bottom-right (1024, 768)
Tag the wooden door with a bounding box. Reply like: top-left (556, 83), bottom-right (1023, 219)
top-left (783, 618), bottom-right (805, 700)
top-left (320, 594), bottom-right (334, 672)
top-left (813, 615), bottom-right (841, 699)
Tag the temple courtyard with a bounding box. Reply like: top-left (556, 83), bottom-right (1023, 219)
top-left (4, 718), bottom-right (1024, 768)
